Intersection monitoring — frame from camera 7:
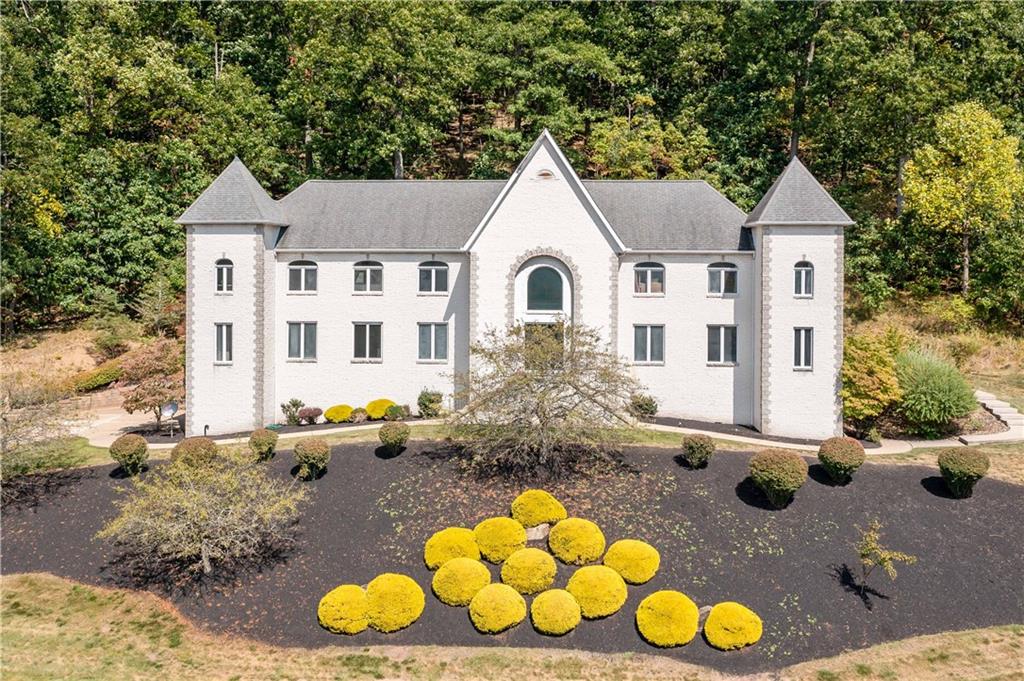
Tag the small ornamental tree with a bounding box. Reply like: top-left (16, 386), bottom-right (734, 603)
top-left (841, 333), bottom-right (902, 435)
top-left (120, 340), bottom-right (185, 430)
top-left (855, 519), bottom-right (917, 595)
top-left (447, 323), bottom-right (641, 479)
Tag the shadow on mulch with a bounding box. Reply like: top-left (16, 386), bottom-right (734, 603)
top-left (289, 465), bottom-right (327, 481)
top-left (829, 563), bottom-right (891, 611)
top-left (1, 468), bottom-right (95, 511)
top-left (734, 476), bottom-right (784, 511)
top-left (808, 464), bottom-right (844, 487)
top-left (108, 465), bottom-right (150, 480)
top-left (374, 445), bottom-right (405, 460)
top-left (920, 476), bottom-right (957, 499)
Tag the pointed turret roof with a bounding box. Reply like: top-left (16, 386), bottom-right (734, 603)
top-left (176, 157), bottom-right (286, 225)
top-left (745, 156), bottom-right (853, 227)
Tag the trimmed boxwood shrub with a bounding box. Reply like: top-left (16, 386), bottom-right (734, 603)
top-left (628, 393), bottom-right (658, 418)
top-left (72, 359), bottom-right (123, 393)
top-left (510, 489), bottom-right (567, 528)
top-left (349, 407), bottom-right (368, 423)
top-left (818, 436), bottom-right (866, 484)
top-left (109, 434), bottom-right (148, 475)
top-left (378, 421), bottom-right (410, 454)
top-left (937, 448), bottom-right (990, 498)
top-left (294, 437), bottom-right (331, 480)
top-left (297, 406), bottom-right (322, 425)
top-left (749, 449), bottom-right (808, 508)
top-left (365, 399), bottom-right (396, 420)
top-left (324, 404), bottom-right (353, 423)
top-left (468, 583), bottom-right (526, 634)
top-left (365, 573), bottom-right (425, 633)
top-left (703, 601), bottom-right (763, 650)
top-left (530, 589), bottom-right (581, 636)
top-left (501, 548), bottom-right (557, 594)
top-left (566, 565), bottom-right (627, 619)
top-left (384, 404), bottom-right (408, 421)
top-left (680, 434), bottom-right (715, 469)
top-left (248, 428), bottom-right (279, 461)
top-left (636, 590), bottom-right (699, 647)
top-left (417, 389), bottom-right (443, 418)
top-left (424, 527), bottom-right (481, 569)
top-left (473, 517), bottom-right (527, 563)
top-left (432, 557), bottom-right (491, 606)
top-left (317, 584), bottom-right (368, 634)
top-left (603, 539), bottom-right (660, 585)
top-left (895, 350), bottom-right (976, 437)
top-left (548, 517), bottom-right (605, 565)
top-left (170, 436), bottom-right (217, 468)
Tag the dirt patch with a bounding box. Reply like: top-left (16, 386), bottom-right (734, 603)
top-left (1, 328), bottom-right (101, 383)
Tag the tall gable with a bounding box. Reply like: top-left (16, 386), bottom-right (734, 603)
top-left (176, 157), bottom-right (286, 225)
top-left (745, 157), bottom-right (853, 226)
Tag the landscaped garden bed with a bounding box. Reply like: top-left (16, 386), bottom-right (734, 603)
top-left (2, 442), bottom-right (1021, 675)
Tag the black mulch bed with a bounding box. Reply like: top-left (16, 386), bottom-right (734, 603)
top-left (3, 445), bottom-right (1022, 675)
top-left (133, 415), bottom-right (423, 444)
top-left (646, 416), bottom-right (853, 448)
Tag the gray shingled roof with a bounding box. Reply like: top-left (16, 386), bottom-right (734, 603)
top-left (745, 156), bottom-right (854, 226)
top-left (176, 157), bottom-right (286, 225)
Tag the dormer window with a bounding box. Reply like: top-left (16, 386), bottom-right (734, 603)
top-left (708, 262), bottom-right (738, 296)
top-left (794, 261), bottom-right (814, 297)
top-left (354, 260), bottom-right (383, 292)
top-left (288, 260), bottom-right (317, 292)
top-left (634, 262), bottom-right (665, 295)
top-left (215, 259), bottom-right (233, 292)
top-left (418, 261), bottom-right (448, 293)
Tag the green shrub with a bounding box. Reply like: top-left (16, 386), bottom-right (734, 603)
top-left (384, 404), bottom-right (408, 421)
top-left (72, 359), bottom-right (123, 392)
top-left (817, 436), bottom-right (866, 484)
top-left (937, 448), bottom-right (990, 498)
top-left (378, 422), bottom-right (410, 454)
top-left (349, 407), bottom-right (368, 423)
top-left (93, 330), bottom-right (130, 359)
top-left (294, 437), bottom-right (331, 479)
top-left (628, 393), bottom-right (658, 418)
top-left (679, 434), bottom-right (715, 469)
top-left (170, 437), bottom-right (217, 468)
top-left (248, 428), bottom-right (279, 461)
top-left (417, 389), bottom-right (443, 418)
top-left (920, 296), bottom-right (975, 333)
top-left (324, 404), bottom-right (353, 423)
top-left (749, 449), bottom-right (808, 508)
top-left (281, 398), bottom-right (304, 426)
top-left (895, 350), bottom-right (976, 437)
top-left (841, 334), bottom-right (902, 433)
top-left (109, 434), bottom-right (148, 475)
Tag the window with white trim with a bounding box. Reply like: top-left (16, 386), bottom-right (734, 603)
top-left (633, 325), bottom-right (665, 363)
top-left (708, 262), bottom-right (738, 295)
top-left (794, 261), bottom-right (814, 297)
top-left (288, 260), bottom-right (317, 292)
top-left (418, 261), bottom-right (448, 293)
top-left (418, 323), bottom-right (448, 361)
top-left (215, 259), bottom-right (233, 292)
top-left (287, 322), bottom-right (317, 360)
top-left (354, 322), bottom-right (382, 360)
top-left (634, 262), bottom-right (665, 295)
top-left (354, 261), bottom-right (383, 292)
top-left (794, 327), bottom-right (813, 369)
top-left (215, 323), bottom-right (232, 363)
top-left (707, 325), bottom-right (738, 364)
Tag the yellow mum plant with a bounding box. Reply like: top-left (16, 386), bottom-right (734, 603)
top-left (365, 398), bottom-right (396, 420)
top-left (473, 517), bottom-right (527, 563)
top-left (548, 517), bottom-right (605, 565)
top-left (500, 547), bottom-right (557, 594)
top-left (530, 588), bottom-right (581, 636)
top-left (565, 565), bottom-right (627, 619)
top-left (424, 527), bottom-right (481, 570)
top-left (635, 590), bottom-right (699, 647)
top-left (317, 584), bottom-right (368, 634)
top-left (468, 583), bottom-right (527, 634)
top-left (365, 573), bottom-right (425, 633)
top-left (324, 404), bottom-right (354, 423)
top-left (432, 557), bottom-right (491, 606)
top-left (510, 489), bottom-right (567, 527)
top-left (603, 539), bottom-right (660, 584)
top-left (704, 601), bottom-right (763, 650)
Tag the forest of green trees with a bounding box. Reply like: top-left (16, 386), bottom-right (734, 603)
top-left (3, 0), bottom-right (1023, 333)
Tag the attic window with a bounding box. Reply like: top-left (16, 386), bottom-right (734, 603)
top-left (535, 169), bottom-right (556, 180)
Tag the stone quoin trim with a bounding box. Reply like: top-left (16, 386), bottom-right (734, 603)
top-left (759, 227), bottom-right (773, 432)
top-left (505, 248), bottom-right (583, 328)
top-left (184, 228), bottom-right (195, 436)
top-left (608, 254), bottom-right (620, 349)
top-left (252, 228), bottom-right (265, 429)
top-left (833, 230), bottom-right (845, 433)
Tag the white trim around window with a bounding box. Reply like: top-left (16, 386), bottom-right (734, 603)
top-left (418, 261), bottom-right (449, 294)
top-left (287, 321), bottom-right (317, 361)
top-left (794, 327), bottom-right (813, 370)
top-left (288, 260), bottom-right (317, 293)
top-left (633, 324), bottom-right (665, 364)
top-left (794, 261), bottom-right (814, 298)
top-left (215, 323), bottom-right (232, 364)
top-left (707, 325), bottom-right (738, 365)
top-left (417, 322), bottom-right (449, 362)
top-left (707, 262), bottom-right (738, 296)
top-left (353, 322), bottom-right (383, 362)
top-left (215, 259), bottom-right (233, 293)
top-left (633, 262), bottom-right (665, 296)
top-left (354, 261), bottom-right (383, 293)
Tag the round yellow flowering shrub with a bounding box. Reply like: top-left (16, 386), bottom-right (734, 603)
top-left (565, 565), bottom-right (627, 619)
top-left (510, 489), bottom-right (567, 527)
top-left (704, 601), bottom-right (763, 650)
top-left (424, 527), bottom-right (481, 569)
top-left (365, 573), bottom-right (425, 633)
top-left (468, 583), bottom-right (527, 634)
top-left (603, 539), bottom-right (660, 585)
top-left (473, 517), bottom-right (527, 563)
top-left (365, 398), bottom-right (396, 420)
top-left (500, 548), bottom-right (557, 594)
top-left (324, 404), bottom-right (353, 423)
top-left (635, 590), bottom-right (699, 647)
top-left (432, 557), bottom-right (491, 606)
top-left (317, 584), bottom-right (368, 634)
top-left (548, 517), bottom-right (605, 565)
top-left (530, 589), bottom-right (581, 636)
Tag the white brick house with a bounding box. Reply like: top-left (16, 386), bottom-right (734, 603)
top-left (178, 131), bottom-right (853, 440)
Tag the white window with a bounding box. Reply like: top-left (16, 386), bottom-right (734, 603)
top-left (418, 261), bottom-right (448, 293)
top-left (288, 261), bottom-right (317, 292)
top-left (354, 322), bottom-right (382, 360)
top-left (418, 323), bottom-right (448, 361)
top-left (794, 327), bottom-right (813, 369)
top-left (707, 325), bottom-right (738, 364)
top-left (633, 325), bottom-right (665, 363)
top-left (215, 259), bottom-right (233, 292)
top-left (215, 323), bottom-right (232, 363)
top-left (287, 322), bottom-right (317, 360)
top-left (634, 262), bottom-right (665, 295)
top-left (354, 261), bottom-right (383, 292)
top-left (708, 262), bottom-right (738, 295)
top-left (794, 261), bottom-right (814, 297)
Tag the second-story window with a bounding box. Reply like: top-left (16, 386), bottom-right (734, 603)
top-left (354, 261), bottom-right (383, 292)
top-left (634, 262), bottom-right (665, 295)
top-left (288, 260), bottom-right (317, 292)
top-left (794, 261), bottom-right (814, 297)
top-left (216, 259), bottom-right (233, 292)
top-left (708, 262), bottom-right (738, 296)
top-left (418, 261), bottom-right (448, 293)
